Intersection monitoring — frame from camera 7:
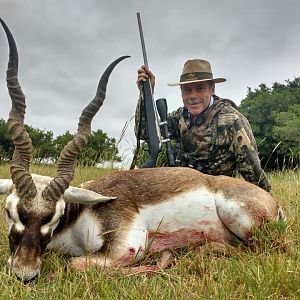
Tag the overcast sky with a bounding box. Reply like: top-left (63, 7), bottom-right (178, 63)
top-left (0, 0), bottom-right (299, 167)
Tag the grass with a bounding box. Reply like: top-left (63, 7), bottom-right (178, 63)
top-left (0, 164), bottom-right (299, 299)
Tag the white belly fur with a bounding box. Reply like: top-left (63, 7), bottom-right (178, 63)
top-left (124, 188), bottom-right (233, 253)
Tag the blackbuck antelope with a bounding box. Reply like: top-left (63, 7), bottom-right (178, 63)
top-left (0, 19), bottom-right (285, 283)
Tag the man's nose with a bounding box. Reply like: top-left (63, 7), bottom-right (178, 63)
top-left (189, 88), bottom-right (198, 98)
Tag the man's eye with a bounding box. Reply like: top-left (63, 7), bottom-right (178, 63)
top-left (196, 87), bottom-right (205, 92)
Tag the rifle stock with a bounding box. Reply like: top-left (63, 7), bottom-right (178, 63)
top-left (141, 79), bottom-right (161, 168)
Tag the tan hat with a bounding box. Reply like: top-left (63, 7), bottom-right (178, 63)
top-left (167, 59), bottom-right (226, 86)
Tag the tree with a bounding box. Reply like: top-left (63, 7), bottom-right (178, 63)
top-left (273, 104), bottom-right (300, 163)
top-left (52, 131), bottom-right (74, 162)
top-left (0, 119), bottom-right (121, 166)
top-left (25, 125), bottom-right (54, 163)
top-left (52, 129), bottom-right (121, 166)
top-left (79, 129), bottom-right (121, 166)
top-left (239, 78), bottom-right (300, 169)
top-left (0, 118), bottom-right (12, 162)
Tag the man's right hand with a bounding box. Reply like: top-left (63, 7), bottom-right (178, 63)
top-left (136, 65), bottom-right (155, 92)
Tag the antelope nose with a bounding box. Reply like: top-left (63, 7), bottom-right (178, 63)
top-left (15, 271), bottom-right (39, 284)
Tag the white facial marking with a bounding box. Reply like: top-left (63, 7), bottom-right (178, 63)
top-left (5, 193), bottom-right (25, 233)
top-left (7, 256), bottom-right (12, 271)
top-left (0, 179), bottom-right (13, 194)
top-left (40, 199), bottom-right (65, 235)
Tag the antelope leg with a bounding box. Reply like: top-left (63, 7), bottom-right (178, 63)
top-left (123, 250), bottom-right (174, 275)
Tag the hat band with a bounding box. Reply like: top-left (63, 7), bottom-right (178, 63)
top-left (180, 72), bottom-right (213, 82)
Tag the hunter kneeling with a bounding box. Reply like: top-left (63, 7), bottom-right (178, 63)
top-left (135, 59), bottom-right (272, 193)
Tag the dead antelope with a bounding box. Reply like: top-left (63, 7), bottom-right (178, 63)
top-left (0, 19), bottom-right (284, 283)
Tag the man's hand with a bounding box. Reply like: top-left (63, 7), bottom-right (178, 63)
top-left (137, 65), bottom-right (155, 92)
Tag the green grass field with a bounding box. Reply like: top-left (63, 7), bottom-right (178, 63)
top-left (0, 164), bottom-right (299, 299)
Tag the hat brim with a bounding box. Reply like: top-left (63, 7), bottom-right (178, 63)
top-left (167, 77), bottom-right (226, 87)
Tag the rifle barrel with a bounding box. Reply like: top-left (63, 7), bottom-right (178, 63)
top-left (137, 12), bottom-right (148, 67)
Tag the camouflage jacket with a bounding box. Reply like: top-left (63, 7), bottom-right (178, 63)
top-left (135, 94), bottom-right (272, 193)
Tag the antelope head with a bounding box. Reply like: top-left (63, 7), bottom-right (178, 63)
top-left (0, 18), bottom-right (129, 282)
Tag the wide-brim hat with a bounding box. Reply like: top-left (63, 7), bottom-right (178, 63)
top-left (167, 59), bottom-right (226, 86)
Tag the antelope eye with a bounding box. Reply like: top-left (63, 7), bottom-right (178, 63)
top-left (41, 214), bottom-right (53, 226)
top-left (5, 208), bottom-right (13, 220)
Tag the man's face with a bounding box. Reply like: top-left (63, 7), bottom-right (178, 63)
top-left (181, 81), bottom-right (214, 116)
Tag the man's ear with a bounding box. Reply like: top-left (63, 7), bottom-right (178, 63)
top-left (0, 179), bottom-right (13, 195)
top-left (63, 186), bottom-right (116, 204)
top-left (210, 82), bottom-right (215, 93)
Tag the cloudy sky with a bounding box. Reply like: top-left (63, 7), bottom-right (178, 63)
top-left (0, 0), bottom-right (299, 166)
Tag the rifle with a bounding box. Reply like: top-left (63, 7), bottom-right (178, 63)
top-left (136, 12), bottom-right (175, 168)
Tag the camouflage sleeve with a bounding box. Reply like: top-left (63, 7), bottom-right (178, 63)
top-left (230, 115), bottom-right (272, 193)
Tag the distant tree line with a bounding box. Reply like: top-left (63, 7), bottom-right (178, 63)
top-left (239, 77), bottom-right (300, 170)
top-left (0, 121), bottom-right (121, 166)
top-left (1, 77), bottom-right (299, 170)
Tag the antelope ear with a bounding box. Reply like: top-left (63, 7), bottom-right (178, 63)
top-left (64, 186), bottom-right (116, 204)
top-left (0, 179), bottom-right (13, 195)
top-left (79, 180), bottom-right (94, 188)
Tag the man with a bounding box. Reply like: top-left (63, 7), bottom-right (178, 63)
top-left (135, 59), bottom-right (272, 193)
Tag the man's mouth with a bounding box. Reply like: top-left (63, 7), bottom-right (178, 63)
top-left (186, 99), bottom-right (201, 105)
